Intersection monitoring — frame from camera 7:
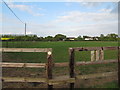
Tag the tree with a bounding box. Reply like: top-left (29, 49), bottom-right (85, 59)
top-left (76, 35), bottom-right (84, 41)
top-left (54, 34), bottom-right (66, 41)
top-left (45, 36), bottom-right (54, 41)
top-left (106, 33), bottom-right (118, 41)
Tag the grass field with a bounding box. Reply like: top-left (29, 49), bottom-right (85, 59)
top-left (2, 41), bottom-right (118, 63)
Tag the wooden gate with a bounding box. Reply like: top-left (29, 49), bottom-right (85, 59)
top-left (1, 48), bottom-right (53, 89)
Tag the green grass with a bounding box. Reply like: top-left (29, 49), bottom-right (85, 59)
top-left (91, 81), bottom-right (119, 88)
top-left (2, 41), bottom-right (118, 63)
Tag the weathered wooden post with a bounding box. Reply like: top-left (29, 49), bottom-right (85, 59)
top-left (95, 50), bottom-right (100, 61)
top-left (69, 48), bottom-right (75, 89)
top-left (46, 49), bottom-right (53, 89)
top-left (99, 50), bottom-right (104, 60)
top-left (91, 51), bottom-right (95, 61)
top-left (91, 49), bottom-right (104, 62)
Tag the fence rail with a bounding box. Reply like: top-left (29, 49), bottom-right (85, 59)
top-left (1, 48), bottom-right (52, 52)
top-left (2, 71), bottom-right (117, 85)
top-left (0, 62), bottom-right (46, 68)
top-left (73, 46), bottom-right (119, 51)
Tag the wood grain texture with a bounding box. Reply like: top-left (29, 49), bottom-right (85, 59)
top-left (1, 48), bottom-right (52, 52)
top-left (1, 62), bottom-right (46, 68)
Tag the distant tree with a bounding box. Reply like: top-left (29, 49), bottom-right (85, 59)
top-left (54, 34), bottom-right (66, 41)
top-left (106, 33), bottom-right (118, 41)
top-left (100, 34), bottom-right (104, 38)
top-left (76, 35), bottom-right (84, 41)
top-left (99, 33), bottom-right (118, 41)
top-left (45, 36), bottom-right (54, 41)
top-left (99, 34), bottom-right (105, 41)
top-left (36, 37), bottom-right (44, 41)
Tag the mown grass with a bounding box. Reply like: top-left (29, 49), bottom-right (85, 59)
top-left (2, 41), bottom-right (118, 63)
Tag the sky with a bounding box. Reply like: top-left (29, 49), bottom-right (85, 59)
top-left (1, 1), bottom-right (118, 37)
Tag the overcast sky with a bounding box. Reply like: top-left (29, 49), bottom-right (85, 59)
top-left (1, 2), bottom-right (118, 37)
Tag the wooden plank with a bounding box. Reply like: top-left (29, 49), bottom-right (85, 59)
top-left (54, 62), bottom-right (68, 67)
top-left (1, 62), bottom-right (46, 68)
top-left (2, 60), bottom-right (117, 68)
top-left (103, 47), bottom-right (118, 50)
top-left (73, 47), bottom-right (118, 51)
top-left (2, 71), bottom-right (117, 84)
top-left (2, 77), bottom-right (25, 82)
top-left (2, 77), bottom-right (47, 83)
top-left (54, 60), bottom-right (117, 67)
top-left (1, 48), bottom-right (52, 52)
top-left (76, 71), bottom-right (117, 80)
top-left (76, 60), bottom-right (117, 66)
top-left (2, 76), bottom-right (74, 84)
top-left (49, 76), bottom-right (75, 85)
top-left (74, 47), bottom-right (102, 51)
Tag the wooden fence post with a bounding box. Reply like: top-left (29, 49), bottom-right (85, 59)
top-left (69, 48), bottom-right (75, 89)
top-left (99, 50), bottom-right (104, 60)
top-left (91, 51), bottom-right (95, 61)
top-left (91, 50), bottom-right (104, 61)
top-left (46, 50), bottom-right (53, 89)
top-left (95, 50), bottom-right (100, 61)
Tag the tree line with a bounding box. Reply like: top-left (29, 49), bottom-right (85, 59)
top-left (1, 33), bottom-right (119, 41)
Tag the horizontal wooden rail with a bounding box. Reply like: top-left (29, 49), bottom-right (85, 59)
top-left (54, 59), bottom-right (117, 67)
top-left (0, 63), bottom-right (46, 68)
top-left (0, 48), bottom-right (52, 52)
top-left (73, 46), bottom-right (119, 51)
top-left (2, 71), bottom-right (117, 85)
top-left (76, 71), bottom-right (117, 79)
top-left (2, 77), bottom-right (47, 83)
top-left (1, 60), bottom-right (117, 68)
top-left (75, 59), bottom-right (118, 66)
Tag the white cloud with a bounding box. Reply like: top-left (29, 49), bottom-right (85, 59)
top-left (81, 2), bottom-right (101, 7)
top-left (7, 2), bottom-right (44, 16)
top-left (54, 11), bottom-right (117, 24)
top-left (99, 8), bottom-right (112, 13)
